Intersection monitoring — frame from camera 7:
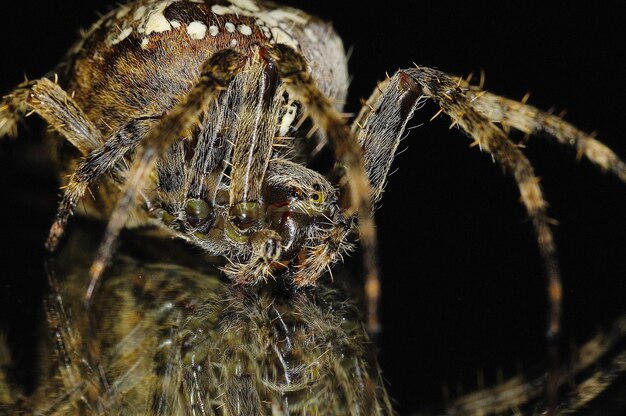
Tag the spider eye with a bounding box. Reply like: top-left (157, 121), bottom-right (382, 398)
top-left (290, 187), bottom-right (303, 199)
top-left (185, 198), bottom-right (212, 226)
top-left (310, 191), bottom-right (325, 204)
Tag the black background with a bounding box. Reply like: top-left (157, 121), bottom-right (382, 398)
top-left (1, 1), bottom-right (626, 414)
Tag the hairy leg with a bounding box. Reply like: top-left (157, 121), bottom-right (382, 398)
top-left (228, 56), bottom-right (282, 227)
top-left (464, 85), bottom-right (626, 182)
top-left (446, 314), bottom-right (626, 415)
top-left (268, 44), bottom-right (382, 335)
top-left (46, 116), bottom-right (159, 252)
top-left (353, 73), bottom-right (426, 202)
top-left (403, 65), bottom-right (564, 411)
top-left (182, 74), bottom-right (244, 203)
top-left (86, 49), bottom-right (246, 302)
top-left (40, 262), bottom-right (101, 415)
top-left (0, 77), bottom-right (102, 154)
top-left (403, 66), bottom-right (561, 335)
top-left (349, 65), bottom-right (626, 413)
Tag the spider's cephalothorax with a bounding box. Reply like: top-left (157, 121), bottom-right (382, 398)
top-left (0, 0), bottom-right (367, 297)
top-left (3, 1), bottom-right (626, 411)
top-left (1, 0), bottom-right (423, 333)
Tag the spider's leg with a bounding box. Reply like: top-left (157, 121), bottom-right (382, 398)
top-left (46, 116), bottom-right (158, 252)
top-left (228, 56), bottom-right (282, 224)
top-left (0, 77), bottom-right (101, 154)
top-left (41, 261), bottom-right (102, 414)
top-left (558, 315), bottom-right (626, 413)
top-left (280, 72), bottom-right (422, 338)
top-left (404, 66), bottom-right (562, 410)
top-left (183, 74), bottom-right (243, 203)
top-left (446, 314), bottom-right (626, 415)
top-left (466, 86), bottom-right (626, 182)
top-left (269, 44), bottom-right (382, 335)
top-left (352, 73), bottom-right (426, 202)
top-left (224, 55), bottom-right (286, 283)
top-left (86, 49), bottom-right (245, 302)
top-left (183, 55), bottom-right (274, 204)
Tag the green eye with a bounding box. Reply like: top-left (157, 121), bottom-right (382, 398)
top-left (185, 199), bottom-right (212, 226)
top-left (153, 208), bottom-right (175, 225)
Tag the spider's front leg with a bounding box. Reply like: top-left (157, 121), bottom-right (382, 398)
top-left (86, 49), bottom-right (246, 301)
top-left (0, 77), bottom-right (160, 253)
top-left (401, 66), bottom-right (626, 342)
top-left (46, 115), bottom-right (160, 252)
top-left (219, 52), bottom-right (285, 283)
top-left (364, 66), bottom-right (563, 407)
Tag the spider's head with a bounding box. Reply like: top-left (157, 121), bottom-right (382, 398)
top-left (263, 160), bottom-right (340, 260)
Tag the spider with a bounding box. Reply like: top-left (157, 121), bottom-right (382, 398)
top-left (1, 0), bottom-right (389, 329)
top-left (1, 0), bottom-right (624, 416)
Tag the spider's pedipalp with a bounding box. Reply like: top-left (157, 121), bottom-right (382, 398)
top-left (268, 44), bottom-right (382, 335)
top-left (0, 77), bottom-right (102, 154)
top-left (46, 116), bottom-right (158, 252)
top-left (466, 89), bottom-right (626, 183)
top-left (86, 49), bottom-right (246, 302)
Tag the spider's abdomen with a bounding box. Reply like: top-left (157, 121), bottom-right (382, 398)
top-left (63, 0), bottom-right (349, 132)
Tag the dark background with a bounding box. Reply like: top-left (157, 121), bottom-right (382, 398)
top-left (1, 1), bottom-right (626, 414)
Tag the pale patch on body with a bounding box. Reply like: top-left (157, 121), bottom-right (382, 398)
top-left (304, 27), bottom-right (319, 43)
top-left (187, 21), bottom-right (207, 40)
top-left (278, 102), bottom-right (298, 137)
top-left (228, 0), bottom-right (260, 12)
top-left (225, 22), bottom-right (236, 33)
top-left (238, 24), bottom-right (253, 36)
top-left (211, 0), bottom-right (310, 49)
top-left (144, 1), bottom-right (173, 35)
top-left (115, 5), bottom-right (131, 19)
top-left (103, 0), bottom-right (314, 50)
top-left (133, 5), bottom-right (147, 21)
top-left (111, 27), bottom-right (134, 45)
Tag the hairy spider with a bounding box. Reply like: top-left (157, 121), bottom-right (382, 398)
top-left (1, 0), bottom-right (624, 416)
top-left (1, 0), bottom-right (392, 331)
top-left (2, 0), bottom-right (626, 339)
